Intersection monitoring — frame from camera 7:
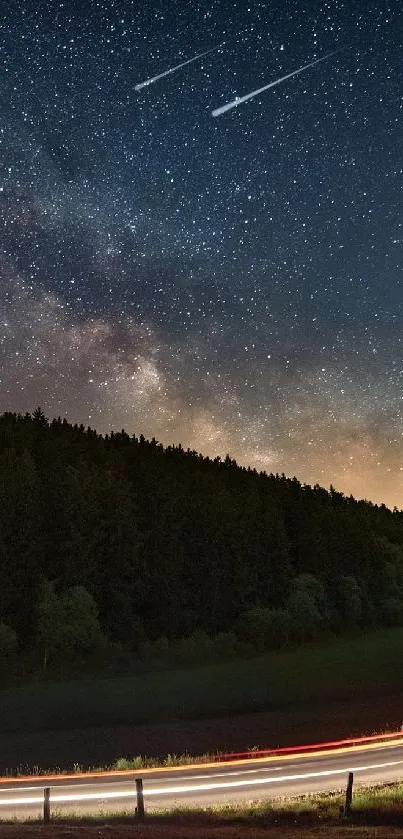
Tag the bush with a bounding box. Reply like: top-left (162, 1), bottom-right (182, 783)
top-left (287, 574), bottom-right (329, 641)
top-left (176, 631), bottom-right (213, 664)
top-left (337, 575), bottom-right (363, 625)
top-left (236, 608), bottom-right (291, 652)
top-left (380, 598), bottom-right (403, 626)
top-left (0, 623), bottom-right (18, 660)
top-left (36, 581), bottom-right (104, 668)
top-left (150, 635), bottom-right (170, 662)
top-left (213, 631), bottom-right (239, 659)
top-left (113, 756), bottom-right (143, 770)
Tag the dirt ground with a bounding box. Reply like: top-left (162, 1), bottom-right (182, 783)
top-left (0, 824), bottom-right (401, 838)
top-left (0, 691), bottom-right (402, 774)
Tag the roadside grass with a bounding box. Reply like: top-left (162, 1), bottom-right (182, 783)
top-left (1, 783), bottom-right (403, 836)
top-left (0, 752), bottom-right (217, 778)
top-left (47, 782), bottom-right (403, 827)
top-left (1, 627), bottom-right (403, 737)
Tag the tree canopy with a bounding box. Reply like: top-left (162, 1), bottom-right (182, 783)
top-left (0, 409), bottom-right (402, 665)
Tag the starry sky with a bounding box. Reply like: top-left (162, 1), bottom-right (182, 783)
top-left (1, 0), bottom-right (402, 508)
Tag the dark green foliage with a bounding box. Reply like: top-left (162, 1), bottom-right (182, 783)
top-left (0, 409), bottom-right (403, 666)
top-left (336, 575), bottom-right (363, 625)
top-left (0, 446), bottom-right (40, 638)
top-left (287, 573), bottom-right (329, 641)
top-left (36, 580), bottom-right (104, 667)
top-left (237, 607), bottom-right (292, 651)
top-left (0, 622), bottom-right (18, 660)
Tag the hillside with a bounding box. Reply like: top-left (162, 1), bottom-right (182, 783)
top-left (0, 409), bottom-right (402, 667)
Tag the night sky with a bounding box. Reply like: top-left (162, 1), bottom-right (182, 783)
top-left (1, 1), bottom-right (402, 508)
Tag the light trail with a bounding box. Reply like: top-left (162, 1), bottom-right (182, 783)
top-left (1, 732), bottom-right (402, 785)
top-left (212, 50), bottom-right (338, 117)
top-left (142, 758), bottom-right (403, 797)
top-left (1, 757), bottom-right (403, 807)
top-left (135, 47), bottom-right (218, 91)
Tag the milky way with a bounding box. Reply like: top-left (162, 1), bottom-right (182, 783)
top-left (1, 1), bottom-right (402, 508)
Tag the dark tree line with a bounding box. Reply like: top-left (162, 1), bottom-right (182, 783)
top-left (0, 408), bottom-right (402, 667)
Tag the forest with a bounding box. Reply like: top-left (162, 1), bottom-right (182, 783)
top-left (0, 408), bottom-right (403, 673)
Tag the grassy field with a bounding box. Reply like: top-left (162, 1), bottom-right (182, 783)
top-left (1, 627), bottom-right (403, 735)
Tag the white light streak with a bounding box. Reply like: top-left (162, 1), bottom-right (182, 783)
top-left (144, 758), bottom-right (403, 796)
top-left (212, 51), bottom-right (338, 117)
top-left (0, 758), bottom-right (402, 807)
top-left (135, 47), bottom-right (218, 91)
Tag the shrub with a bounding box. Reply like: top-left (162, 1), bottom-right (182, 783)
top-left (0, 623), bottom-right (18, 660)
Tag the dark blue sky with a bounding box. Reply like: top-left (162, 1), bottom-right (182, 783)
top-left (1, 0), bottom-right (402, 507)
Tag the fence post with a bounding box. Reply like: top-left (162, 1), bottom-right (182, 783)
top-left (344, 771), bottom-right (354, 816)
top-left (135, 778), bottom-right (145, 820)
top-left (43, 787), bottom-right (50, 824)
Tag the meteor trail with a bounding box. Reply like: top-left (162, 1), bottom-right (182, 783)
top-left (135, 47), bottom-right (218, 91)
top-left (211, 50), bottom-right (338, 117)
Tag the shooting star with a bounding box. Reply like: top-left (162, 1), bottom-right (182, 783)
top-left (212, 50), bottom-right (338, 117)
top-left (135, 47), bottom-right (218, 92)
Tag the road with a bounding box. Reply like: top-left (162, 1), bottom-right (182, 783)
top-left (0, 738), bottom-right (402, 819)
